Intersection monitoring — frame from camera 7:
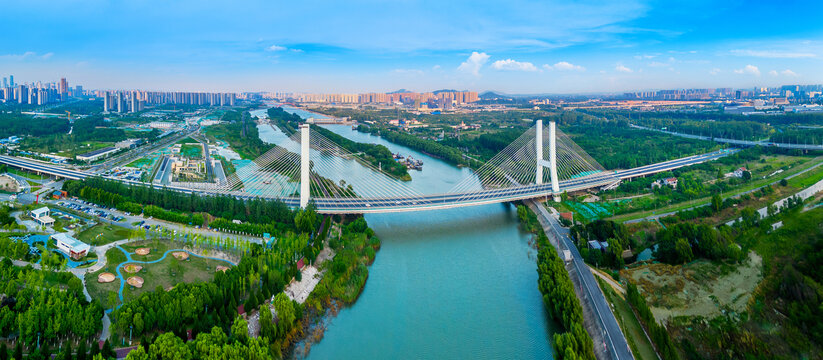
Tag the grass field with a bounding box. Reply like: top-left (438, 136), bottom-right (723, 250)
top-left (75, 224), bottom-right (133, 245)
top-left (126, 158), bottom-right (153, 168)
top-left (121, 253), bottom-right (226, 301)
top-left (85, 247), bottom-right (129, 308)
top-left (180, 144), bottom-right (203, 159)
top-left (596, 277), bottom-right (658, 360)
top-left (120, 239), bottom-right (172, 262)
top-left (7, 167), bottom-right (49, 180)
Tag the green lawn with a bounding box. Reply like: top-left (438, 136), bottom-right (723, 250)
top-left (85, 247), bottom-right (129, 308)
top-left (7, 167), bottom-right (50, 180)
top-left (126, 157), bottom-right (153, 168)
top-left (75, 223), bottom-right (133, 245)
top-left (786, 162), bottom-right (823, 188)
top-left (596, 277), bottom-right (659, 360)
top-left (121, 253), bottom-right (228, 301)
top-left (120, 239), bottom-right (172, 262)
top-left (180, 144), bottom-right (203, 159)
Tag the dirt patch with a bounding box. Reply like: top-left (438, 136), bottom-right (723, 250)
top-left (135, 248), bottom-right (151, 256)
top-left (624, 252), bottom-right (762, 322)
top-left (172, 251), bottom-right (189, 260)
top-left (97, 272), bottom-right (116, 283)
top-left (127, 276), bottom-right (144, 288)
top-left (0, 175), bottom-right (20, 192)
top-left (216, 265), bottom-right (230, 272)
top-left (123, 264), bottom-right (143, 273)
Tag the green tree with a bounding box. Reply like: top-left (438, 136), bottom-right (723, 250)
top-left (0, 343), bottom-right (7, 360)
top-left (675, 238), bottom-right (694, 263)
top-left (230, 316), bottom-right (249, 343)
top-left (124, 347), bottom-right (148, 360)
top-left (272, 293), bottom-right (296, 339)
top-left (76, 342), bottom-right (87, 360)
top-left (148, 333), bottom-right (191, 360)
top-left (60, 342), bottom-right (73, 360)
top-left (101, 340), bottom-right (115, 360)
top-left (12, 343), bottom-right (21, 360)
top-left (711, 194), bottom-right (722, 212)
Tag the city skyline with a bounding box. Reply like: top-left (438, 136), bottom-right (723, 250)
top-left (3, 0), bottom-right (823, 94)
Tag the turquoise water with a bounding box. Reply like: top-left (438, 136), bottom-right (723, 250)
top-left (255, 123), bottom-right (557, 359)
top-left (16, 234), bottom-right (92, 268)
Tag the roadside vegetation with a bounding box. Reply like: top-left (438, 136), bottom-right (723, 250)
top-left (516, 204), bottom-right (595, 360)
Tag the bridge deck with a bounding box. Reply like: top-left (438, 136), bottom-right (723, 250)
top-left (0, 149), bottom-right (733, 213)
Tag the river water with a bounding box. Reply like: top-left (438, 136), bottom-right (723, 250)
top-left (251, 106), bottom-right (555, 359)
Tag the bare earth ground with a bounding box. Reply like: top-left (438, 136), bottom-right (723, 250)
top-left (625, 252), bottom-right (762, 322)
top-left (0, 175), bottom-right (20, 192)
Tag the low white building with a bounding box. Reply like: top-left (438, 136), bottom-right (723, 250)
top-left (51, 233), bottom-right (90, 259)
top-left (30, 206), bottom-right (55, 226)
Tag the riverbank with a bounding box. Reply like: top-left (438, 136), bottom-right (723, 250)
top-left (287, 218), bottom-right (381, 358)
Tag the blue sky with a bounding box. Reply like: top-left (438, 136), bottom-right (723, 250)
top-left (2, 0), bottom-right (823, 94)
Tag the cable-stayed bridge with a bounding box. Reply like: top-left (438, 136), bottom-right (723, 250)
top-left (0, 120), bottom-right (734, 213)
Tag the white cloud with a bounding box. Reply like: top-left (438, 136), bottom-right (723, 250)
top-left (492, 59), bottom-right (538, 72)
top-left (432, 65), bottom-right (441, 70)
top-left (457, 52), bottom-right (490, 76)
top-left (769, 70), bottom-right (778, 76)
top-left (615, 64), bottom-right (633, 73)
top-left (731, 49), bottom-right (816, 58)
top-left (266, 45), bottom-right (287, 51)
top-left (781, 69), bottom-right (798, 77)
top-left (733, 64), bottom-right (760, 76)
top-left (546, 61), bottom-right (585, 71)
top-left (0, 51), bottom-right (54, 61)
top-left (710, 68), bottom-right (721, 75)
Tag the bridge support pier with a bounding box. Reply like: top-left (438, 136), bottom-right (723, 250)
top-left (549, 121), bottom-right (560, 202)
top-left (300, 124), bottom-right (310, 208)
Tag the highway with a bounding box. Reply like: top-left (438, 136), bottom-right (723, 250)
top-left (531, 200), bottom-right (634, 360)
top-left (630, 124), bottom-right (823, 151)
top-left (0, 148), bottom-right (732, 214)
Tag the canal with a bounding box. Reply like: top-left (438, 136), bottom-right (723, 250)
top-left (251, 106), bottom-right (556, 359)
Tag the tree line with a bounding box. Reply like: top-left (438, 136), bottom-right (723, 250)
top-left (516, 205), bottom-right (595, 360)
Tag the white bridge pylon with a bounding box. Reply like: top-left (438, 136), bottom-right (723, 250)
top-left (535, 120), bottom-right (561, 201)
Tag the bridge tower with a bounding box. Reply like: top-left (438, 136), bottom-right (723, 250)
top-left (535, 120), bottom-right (561, 201)
top-left (548, 121), bottom-right (560, 202)
top-left (300, 124), bottom-right (311, 208)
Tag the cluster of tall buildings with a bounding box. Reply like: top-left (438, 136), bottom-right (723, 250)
top-left (622, 85), bottom-right (823, 101)
top-left (622, 88), bottom-right (734, 100)
top-left (269, 90), bottom-right (479, 106)
top-left (102, 90), bottom-right (236, 113)
top-left (0, 75), bottom-right (79, 105)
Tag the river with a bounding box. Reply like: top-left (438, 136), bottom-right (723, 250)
top-left (251, 106), bottom-right (555, 359)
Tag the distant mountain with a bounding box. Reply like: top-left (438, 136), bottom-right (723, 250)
top-left (432, 89), bottom-right (463, 94)
top-left (387, 89), bottom-right (408, 94)
top-left (479, 91), bottom-right (509, 99)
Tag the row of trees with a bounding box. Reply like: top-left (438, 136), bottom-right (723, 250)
top-left (63, 178), bottom-right (296, 226)
top-left (625, 282), bottom-right (680, 359)
top-left (516, 205), bottom-right (595, 360)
